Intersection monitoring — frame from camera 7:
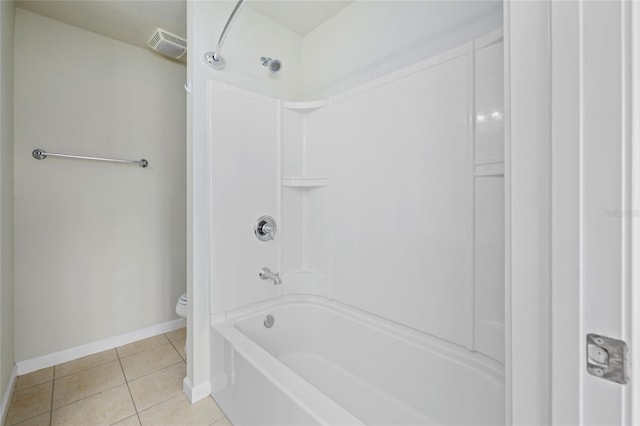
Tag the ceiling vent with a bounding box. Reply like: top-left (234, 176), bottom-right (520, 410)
top-left (148, 28), bottom-right (187, 59)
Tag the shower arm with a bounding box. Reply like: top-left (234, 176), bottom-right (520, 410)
top-left (205, 0), bottom-right (246, 70)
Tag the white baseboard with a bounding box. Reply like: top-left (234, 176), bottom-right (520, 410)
top-left (0, 364), bottom-right (18, 425)
top-left (183, 376), bottom-right (211, 403)
top-left (16, 318), bottom-right (186, 375)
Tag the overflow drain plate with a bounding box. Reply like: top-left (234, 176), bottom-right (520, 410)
top-left (264, 315), bottom-right (275, 328)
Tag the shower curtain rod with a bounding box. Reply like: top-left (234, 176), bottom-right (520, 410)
top-left (204, 0), bottom-right (246, 70)
top-left (32, 149), bottom-right (148, 168)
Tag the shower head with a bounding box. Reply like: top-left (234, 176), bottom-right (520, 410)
top-left (261, 57), bottom-right (282, 74)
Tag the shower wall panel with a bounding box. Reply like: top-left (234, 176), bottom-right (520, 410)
top-left (189, 2), bottom-right (306, 387)
top-left (208, 83), bottom-right (281, 313)
top-left (473, 35), bottom-right (505, 363)
top-left (331, 48), bottom-right (474, 348)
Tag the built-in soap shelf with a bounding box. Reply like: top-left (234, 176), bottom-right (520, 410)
top-left (282, 177), bottom-right (329, 187)
top-left (280, 99), bottom-right (330, 296)
top-left (282, 100), bottom-right (329, 111)
top-left (474, 159), bottom-right (504, 177)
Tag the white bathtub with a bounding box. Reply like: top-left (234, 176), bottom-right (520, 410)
top-left (211, 296), bottom-right (504, 425)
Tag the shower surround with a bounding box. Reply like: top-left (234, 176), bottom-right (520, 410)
top-left (186, 1), bottom-right (504, 423)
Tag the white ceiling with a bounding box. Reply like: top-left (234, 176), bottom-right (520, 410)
top-left (247, 1), bottom-right (352, 36)
top-left (15, 0), bottom-right (353, 56)
top-left (16, 1), bottom-right (187, 54)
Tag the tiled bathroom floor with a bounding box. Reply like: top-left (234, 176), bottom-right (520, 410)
top-left (3, 328), bottom-right (232, 426)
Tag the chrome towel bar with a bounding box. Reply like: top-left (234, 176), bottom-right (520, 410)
top-left (32, 149), bottom-right (148, 168)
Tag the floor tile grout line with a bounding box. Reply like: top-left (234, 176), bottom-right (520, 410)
top-left (10, 378), bottom-right (53, 395)
top-left (52, 358), bottom-right (124, 404)
top-left (126, 360), bottom-right (185, 384)
top-left (117, 355), bottom-right (140, 417)
top-left (51, 379), bottom-right (126, 411)
top-left (118, 341), bottom-right (178, 364)
top-left (165, 330), bottom-right (186, 344)
top-left (124, 359), bottom-right (187, 417)
top-left (49, 377), bottom-right (55, 426)
top-left (5, 397), bottom-right (51, 426)
top-left (133, 392), bottom-right (197, 421)
top-left (54, 337), bottom-right (172, 381)
top-left (6, 408), bottom-right (50, 426)
top-left (53, 354), bottom-right (118, 380)
top-left (117, 335), bottom-right (172, 360)
top-left (209, 409), bottom-right (227, 426)
top-left (5, 409), bottom-right (47, 426)
top-left (167, 339), bottom-right (186, 362)
top-left (133, 390), bottom-right (185, 419)
top-left (117, 344), bottom-right (169, 361)
top-left (11, 370), bottom-right (54, 394)
top-left (125, 361), bottom-right (187, 416)
top-left (210, 396), bottom-right (231, 425)
top-left (124, 358), bottom-right (185, 383)
top-left (20, 349), bottom-right (119, 384)
top-left (4, 381), bottom-right (53, 426)
top-left (108, 413), bottom-right (139, 426)
top-left (119, 346), bottom-right (185, 423)
top-left (124, 358), bottom-right (187, 419)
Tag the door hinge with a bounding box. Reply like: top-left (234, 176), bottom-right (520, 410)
top-left (586, 334), bottom-right (629, 384)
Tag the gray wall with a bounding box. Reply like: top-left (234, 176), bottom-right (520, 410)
top-left (14, 9), bottom-right (186, 361)
top-left (0, 0), bottom-right (15, 408)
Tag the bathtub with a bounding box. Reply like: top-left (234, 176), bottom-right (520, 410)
top-left (210, 296), bottom-right (504, 425)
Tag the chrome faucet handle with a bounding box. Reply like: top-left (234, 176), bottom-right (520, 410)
top-left (254, 216), bottom-right (277, 241)
top-left (262, 224), bottom-right (275, 239)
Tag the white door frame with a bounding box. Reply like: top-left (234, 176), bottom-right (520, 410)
top-left (507, 0), bottom-right (636, 424)
top-left (631, 1), bottom-right (640, 423)
top-left (549, 0), bottom-right (581, 424)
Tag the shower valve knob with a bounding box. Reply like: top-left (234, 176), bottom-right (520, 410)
top-left (254, 215), bottom-right (277, 241)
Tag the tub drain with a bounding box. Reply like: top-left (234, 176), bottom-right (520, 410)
top-left (264, 314), bottom-right (275, 328)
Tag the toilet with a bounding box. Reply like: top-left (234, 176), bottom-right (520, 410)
top-left (175, 292), bottom-right (187, 318)
top-left (175, 293), bottom-right (187, 353)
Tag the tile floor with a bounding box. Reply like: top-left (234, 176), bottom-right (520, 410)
top-left (3, 328), bottom-right (232, 426)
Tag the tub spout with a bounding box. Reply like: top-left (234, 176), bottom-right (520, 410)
top-left (259, 267), bottom-right (282, 285)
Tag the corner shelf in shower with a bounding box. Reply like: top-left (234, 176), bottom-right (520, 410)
top-left (280, 99), bottom-right (331, 297)
top-left (282, 99), bottom-right (329, 111)
top-left (282, 177), bottom-right (329, 187)
top-left (474, 159), bottom-right (504, 177)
